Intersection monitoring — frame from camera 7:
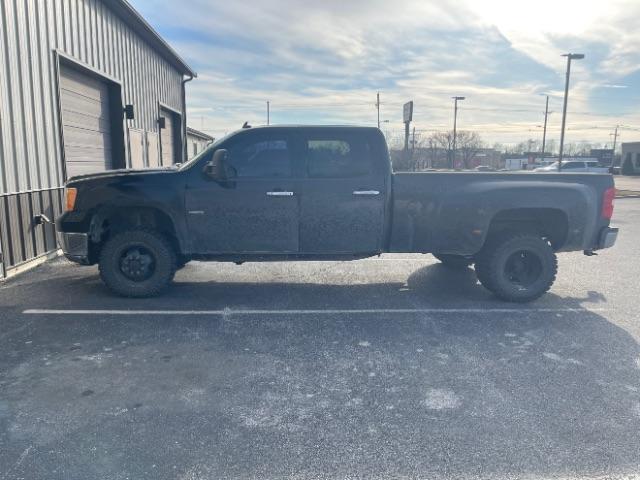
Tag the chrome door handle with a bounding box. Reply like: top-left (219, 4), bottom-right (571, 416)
top-left (353, 190), bottom-right (380, 196)
top-left (266, 191), bottom-right (294, 196)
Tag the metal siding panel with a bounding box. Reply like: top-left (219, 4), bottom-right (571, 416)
top-left (41, 189), bottom-right (56, 251)
top-left (32, 0), bottom-right (55, 190)
top-left (7, 194), bottom-right (24, 265)
top-left (25, 0), bottom-right (48, 190)
top-left (32, 191), bottom-right (45, 256)
top-left (62, 0), bottom-right (72, 54)
top-left (2, 0), bottom-right (27, 192)
top-left (46, 2), bottom-right (65, 188)
top-left (0, 197), bottom-right (8, 275)
top-left (0, 197), bottom-right (12, 269)
top-left (20, 192), bottom-right (36, 261)
top-left (70, 0), bottom-right (79, 58)
top-left (15, 0), bottom-right (39, 191)
top-left (0, 3), bottom-right (12, 194)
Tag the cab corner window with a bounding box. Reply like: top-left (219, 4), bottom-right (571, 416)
top-left (227, 137), bottom-right (291, 178)
top-left (307, 137), bottom-right (372, 178)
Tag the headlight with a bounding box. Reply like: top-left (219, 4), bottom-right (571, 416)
top-left (65, 187), bottom-right (78, 212)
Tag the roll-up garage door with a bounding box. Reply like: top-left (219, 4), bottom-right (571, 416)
top-left (160, 109), bottom-right (176, 166)
top-left (59, 65), bottom-right (113, 178)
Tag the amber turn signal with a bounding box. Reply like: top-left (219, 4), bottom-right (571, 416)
top-left (65, 187), bottom-right (78, 212)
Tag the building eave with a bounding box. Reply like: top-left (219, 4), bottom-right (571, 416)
top-left (186, 127), bottom-right (214, 141)
top-left (105, 0), bottom-right (196, 77)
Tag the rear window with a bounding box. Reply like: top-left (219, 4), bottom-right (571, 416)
top-left (305, 135), bottom-right (372, 178)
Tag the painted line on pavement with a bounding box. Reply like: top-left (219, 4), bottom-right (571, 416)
top-left (23, 307), bottom-right (605, 316)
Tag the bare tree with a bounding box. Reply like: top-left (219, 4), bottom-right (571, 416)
top-left (428, 131), bottom-right (454, 167)
top-left (425, 130), bottom-right (484, 169)
top-left (457, 131), bottom-right (484, 169)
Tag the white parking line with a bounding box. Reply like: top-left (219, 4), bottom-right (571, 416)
top-left (23, 307), bottom-right (605, 316)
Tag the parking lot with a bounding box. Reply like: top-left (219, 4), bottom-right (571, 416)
top-left (1, 199), bottom-right (639, 479)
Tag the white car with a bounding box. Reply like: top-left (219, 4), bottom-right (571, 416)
top-left (534, 160), bottom-right (610, 173)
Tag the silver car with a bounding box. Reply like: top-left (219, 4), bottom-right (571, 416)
top-left (534, 160), bottom-right (610, 173)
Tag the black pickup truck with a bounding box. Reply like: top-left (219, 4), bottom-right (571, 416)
top-left (56, 125), bottom-right (618, 302)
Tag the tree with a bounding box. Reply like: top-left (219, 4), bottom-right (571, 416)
top-left (427, 130), bottom-right (484, 169)
top-left (457, 131), bottom-right (483, 169)
top-left (428, 131), bottom-right (455, 168)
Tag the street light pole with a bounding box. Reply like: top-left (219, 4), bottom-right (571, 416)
top-left (376, 92), bottom-right (380, 129)
top-left (452, 96), bottom-right (465, 169)
top-left (558, 53), bottom-right (584, 171)
top-left (267, 101), bottom-right (270, 125)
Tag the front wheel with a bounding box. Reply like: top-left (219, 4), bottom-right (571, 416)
top-left (474, 232), bottom-right (557, 302)
top-left (99, 229), bottom-right (177, 297)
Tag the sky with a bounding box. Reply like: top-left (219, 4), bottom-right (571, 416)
top-left (131, 0), bottom-right (640, 149)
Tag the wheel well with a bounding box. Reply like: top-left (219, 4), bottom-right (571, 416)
top-left (487, 208), bottom-right (568, 250)
top-left (88, 207), bottom-right (179, 263)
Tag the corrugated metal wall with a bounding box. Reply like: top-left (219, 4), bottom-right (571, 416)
top-left (0, 0), bottom-right (186, 277)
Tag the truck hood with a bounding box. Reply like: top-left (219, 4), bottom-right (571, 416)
top-left (67, 167), bottom-right (178, 184)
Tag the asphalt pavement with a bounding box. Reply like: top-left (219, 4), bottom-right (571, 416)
top-left (1, 199), bottom-right (640, 480)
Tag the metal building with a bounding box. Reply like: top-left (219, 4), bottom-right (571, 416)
top-left (186, 127), bottom-right (214, 160)
top-left (0, 0), bottom-right (196, 279)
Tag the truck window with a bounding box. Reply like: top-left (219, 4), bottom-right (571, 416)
top-left (563, 161), bottom-right (582, 169)
top-left (227, 137), bottom-right (292, 178)
top-left (306, 136), bottom-right (372, 178)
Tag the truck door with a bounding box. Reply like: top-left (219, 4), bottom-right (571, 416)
top-left (298, 129), bottom-right (386, 253)
top-left (185, 130), bottom-right (300, 254)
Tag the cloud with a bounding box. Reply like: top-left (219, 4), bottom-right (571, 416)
top-left (132, 0), bottom-right (640, 145)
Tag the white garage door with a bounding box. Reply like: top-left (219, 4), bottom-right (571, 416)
top-left (59, 65), bottom-right (113, 178)
top-left (160, 109), bottom-right (176, 166)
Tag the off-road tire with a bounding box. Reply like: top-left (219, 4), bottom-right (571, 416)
top-left (99, 229), bottom-right (176, 298)
top-left (474, 232), bottom-right (557, 303)
top-left (433, 253), bottom-right (474, 269)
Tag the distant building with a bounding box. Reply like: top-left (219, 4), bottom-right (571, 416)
top-left (621, 142), bottom-right (640, 174)
top-left (186, 128), bottom-right (214, 160)
top-left (590, 149), bottom-right (614, 166)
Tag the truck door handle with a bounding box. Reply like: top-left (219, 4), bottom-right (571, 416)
top-left (353, 190), bottom-right (380, 196)
top-left (266, 191), bottom-right (295, 196)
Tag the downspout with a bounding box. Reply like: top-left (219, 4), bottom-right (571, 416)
top-left (181, 73), bottom-right (195, 162)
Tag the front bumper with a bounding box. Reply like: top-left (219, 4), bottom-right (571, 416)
top-left (57, 231), bottom-right (90, 264)
top-left (598, 227), bottom-right (618, 250)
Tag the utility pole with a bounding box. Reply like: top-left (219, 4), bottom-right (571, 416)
top-left (266, 101), bottom-right (270, 125)
top-left (452, 96), bottom-right (465, 169)
top-left (558, 53), bottom-right (584, 171)
top-left (403, 101), bottom-right (413, 162)
top-left (610, 125), bottom-right (620, 167)
top-left (541, 95), bottom-right (550, 161)
top-left (411, 126), bottom-right (416, 161)
top-left (376, 92), bottom-right (380, 129)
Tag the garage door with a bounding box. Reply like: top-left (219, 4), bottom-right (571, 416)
top-left (160, 109), bottom-right (176, 166)
top-left (59, 65), bottom-right (113, 178)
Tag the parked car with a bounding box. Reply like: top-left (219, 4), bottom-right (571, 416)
top-left (474, 165), bottom-right (496, 172)
top-left (55, 126), bottom-right (618, 302)
top-left (534, 160), bottom-right (610, 173)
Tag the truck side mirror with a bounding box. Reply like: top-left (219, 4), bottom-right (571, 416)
top-left (204, 149), bottom-right (234, 181)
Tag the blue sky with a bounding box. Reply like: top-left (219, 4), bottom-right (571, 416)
top-left (131, 0), bottom-right (640, 147)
